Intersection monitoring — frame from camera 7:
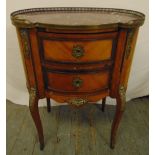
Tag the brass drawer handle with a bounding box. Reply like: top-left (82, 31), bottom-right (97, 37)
top-left (72, 77), bottom-right (83, 88)
top-left (68, 98), bottom-right (88, 106)
top-left (72, 45), bottom-right (84, 58)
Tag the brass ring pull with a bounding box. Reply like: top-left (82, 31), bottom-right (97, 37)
top-left (72, 77), bottom-right (83, 88)
top-left (68, 98), bottom-right (88, 106)
top-left (72, 45), bottom-right (84, 58)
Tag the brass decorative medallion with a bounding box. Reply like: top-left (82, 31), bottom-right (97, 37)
top-left (68, 98), bottom-right (88, 106)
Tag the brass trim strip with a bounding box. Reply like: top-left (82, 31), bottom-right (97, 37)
top-left (20, 29), bottom-right (31, 57)
top-left (125, 29), bottom-right (136, 59)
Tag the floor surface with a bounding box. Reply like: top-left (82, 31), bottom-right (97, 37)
top-left (6, 97), bottom-right (149, 155)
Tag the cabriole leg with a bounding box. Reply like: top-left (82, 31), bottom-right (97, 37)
top-left (110, 86), bottom-right (126, 149)
top-left (29, 88), bottom-right (44, 150)
top-left (46, 98), bottom-right (51, 112)
top-left (102, 98), bottom-right (106, 112)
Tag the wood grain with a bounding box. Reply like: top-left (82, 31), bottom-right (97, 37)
top-left (119, 28), bottom-right (139, 90)
top-left (110, 29), bottom-right (128, 97)
top-left (16, 28), bottom-right (36, 90)
top-left (46, 71), bottom-right (110, 92)
top-left (29, 29), bottom-right (45, 97)
top-left (43, 39), bottom-right (113, 62)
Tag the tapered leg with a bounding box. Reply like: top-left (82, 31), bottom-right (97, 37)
top-left (46, 98), bottom-right (51, 112)
top-left (29, 88), bottom-right (44, 150)
top-left (102, 98), bottom-right (106, 112)
top-left (110, 86), bottom-right (126, 149)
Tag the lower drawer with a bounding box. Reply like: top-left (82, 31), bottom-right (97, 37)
top-left (45, 70), bottom-right (110, 93)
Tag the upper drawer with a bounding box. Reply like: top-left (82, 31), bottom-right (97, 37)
top-left (38, 32), bottom-right (117, 63)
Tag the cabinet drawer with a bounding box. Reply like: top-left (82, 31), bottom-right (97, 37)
top-left (46, 71), bottom-right (110, 93)
top-left (38, 32), bottom-right (117, 63)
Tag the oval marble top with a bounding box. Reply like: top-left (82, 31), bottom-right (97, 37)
top-left (11, 7), bottom-right (145, 29)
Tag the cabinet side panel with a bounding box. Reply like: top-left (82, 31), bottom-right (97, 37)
top-left (119, 28), bottom-right (139, 89)
top-left (110, 29), bottom-right (128, 97)
top-left (29, 29), bottom-right (45, 98)
top-left (16, 28), bottom-right (36, 90)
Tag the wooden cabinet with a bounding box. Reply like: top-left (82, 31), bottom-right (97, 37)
top-left (11, 7), bottom-right (145, 150)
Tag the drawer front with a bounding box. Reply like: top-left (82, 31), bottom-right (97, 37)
top-left (46, 71), bottom-right (110, 93)
top-left (38, 32), bottom-right (117, 63)
top-left (43, 40), bottom-right (112, 62)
